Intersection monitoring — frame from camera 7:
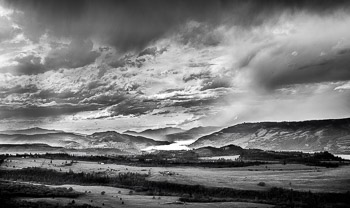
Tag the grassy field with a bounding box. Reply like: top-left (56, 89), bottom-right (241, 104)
top-left (2, 157), bottom-right (350, 193)
top-left (13, 183), bottom-right (273, 208)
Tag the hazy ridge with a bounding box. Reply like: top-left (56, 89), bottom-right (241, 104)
top-left (190, 118), bottom-right (350, 154)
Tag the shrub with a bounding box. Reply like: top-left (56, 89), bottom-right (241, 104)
top-left (258, 182), bottom-right (266, 186)
top-left (101, 191), bottom-right (105, 195)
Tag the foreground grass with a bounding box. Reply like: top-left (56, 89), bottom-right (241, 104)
top-left (0, 180), bottom-right (99, 208)
top-left (1, 167), bottom-right (349, 208)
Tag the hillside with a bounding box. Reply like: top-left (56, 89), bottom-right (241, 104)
top-left (165, 126), bottom-right (221, 142)
top-left (0, 128), bottom-right (171, 154)
top-left (0, 127), bottom-right (64, 135)
top-left (0, 132), bottom-right (88, 149)
top-left (193, 144), bottom-right (244, 157)
top-left (124, 127), bottom-right (184, 141)
top-left (189, 118), bottom-right (350, 154)
top-left (0, 143), bottom-right (65, 154)
top-left (87, 131), bottom-right (170, 153)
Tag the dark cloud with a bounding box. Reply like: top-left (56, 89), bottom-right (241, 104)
top-left (109, 97), bottom-right (159, 116)
top-left (108, 59), bottom-right (126, 68)
top-left (29, 89), bottom-right (89, 106)
top-left (0, 39), bottom-right (99, 75)
top-left (188, 63), bottom-right (212, 68)
top-left (138, 47), bottom-right (157, 57)
top-left (5, 0), bottom-right (349, 52)
top-left (0, 54), bottom-right (46, 75)
top-left (81, 92), bottom-right (127, 106)
top-left (179, 23), bottom-right (222, 47)
top-left (183, 70), bottom-right (211, 82)
top-left (86, 80), bottom-right (106, 90)
top-left (35, 89), bottom-right (77, 100)
top-left (248, 48), bottom-right (350, 90)
top-left (0, 104), bottom-right (97, 119)
top-left (200, 77), bottom-right (232, 91)
top-left (0, 84), bottom-right (38, 98)
top-left (166, 98), bottom-right (220, 109)
top-left (152, 110), bottom-right (170, 115)
top-left (44, 39), bottom-right (100, 70)
top-left (337, 48), bottom-right (350, 55)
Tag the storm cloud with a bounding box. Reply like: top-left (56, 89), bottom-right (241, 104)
top-left (4, 0), bottom-right (350, 51)
top-left (1, 0), bottom-right (350, 131)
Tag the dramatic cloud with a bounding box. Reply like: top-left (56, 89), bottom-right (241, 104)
top-left (4, 0), bottom-right (350, 51)
top-left (0, 54), bottom-right (46, 75)
top-left (44, 39), bottom-right (100, 70)
top-left (0, 0), bottom-right (350, 132)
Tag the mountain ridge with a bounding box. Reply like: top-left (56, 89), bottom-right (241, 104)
top-left (123, 127), bottom-right (184, 141)
top-left (165, 126), bottom-right (222, 142)
top-left (189, 117), bottom-right (350, 154)
top-left (0, 129), bottom-right (170, 153)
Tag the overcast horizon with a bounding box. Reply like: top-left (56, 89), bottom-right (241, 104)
top-left (1, 0), bottom-right (350, 133)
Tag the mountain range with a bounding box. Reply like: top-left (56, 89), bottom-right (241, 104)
top-left (124, 127), bottom-right (184, 141)
top-left (0, 127), bottom-right (64, 135)
top-left (0, 129), bottom-right (168, 154)
top-left (189, 118), bottom-right (350, 154)
top-left (165, 126), bottom-right (221, 142)
top-left (1, 117), bottom-right (350, 154)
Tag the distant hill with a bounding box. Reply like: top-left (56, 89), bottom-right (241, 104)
top-left (0, 143), bottom-right (65, 154)
top-left (0, 127), bottom-right (64, 135)
top-left (193, 144), bottom-right (244, 157)
top-left (0, 143), bottom-right (132, 155)
top-left (165, 126), bottom-right (222, 142)
top-left (0, 128), bottom-right (170, 154)
top-left (87, 131), bottom-right (170, 153)
top-left (0, 132), bottom-right (88, 149)
top-left (124, 127), bottom-right (184, 141)
top-left (189, 118), bottom-right (350, 154)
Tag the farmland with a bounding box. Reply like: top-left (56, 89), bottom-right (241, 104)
top-left (2, 157), bottom-right (350, 193)
top-left (18, 183), bottom-right (274, 208)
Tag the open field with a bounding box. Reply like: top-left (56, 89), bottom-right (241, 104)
top-left (16, 183), bottom-right (273, 208)
top-left (2, 157), bottom-right (350, 193)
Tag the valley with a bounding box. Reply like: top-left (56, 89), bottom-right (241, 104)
top-left (1, 117), bottom-right (350, 208)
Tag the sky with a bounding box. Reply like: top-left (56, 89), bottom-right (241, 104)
top-left (0, 0), bottom-right (350, 133)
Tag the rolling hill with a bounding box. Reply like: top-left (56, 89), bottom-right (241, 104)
top-left (165, 126), bottom-right (222, 142)
top-left (124, 127), bottom-right (184, 141)
top-left (87, 131), bottom-right (170, 153)
top-left (189, 118), bottom-right (350, 154)
top-left (0, 143), bottom-right (65, 154)
top-left (0, 127), bottom-right (64, 135)
top-left (193, 144), bottom-right (244, 157)
top-left (0, 128), bottom-right (171, 154)
top-left (0, 132), bottom-right (88, 149)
